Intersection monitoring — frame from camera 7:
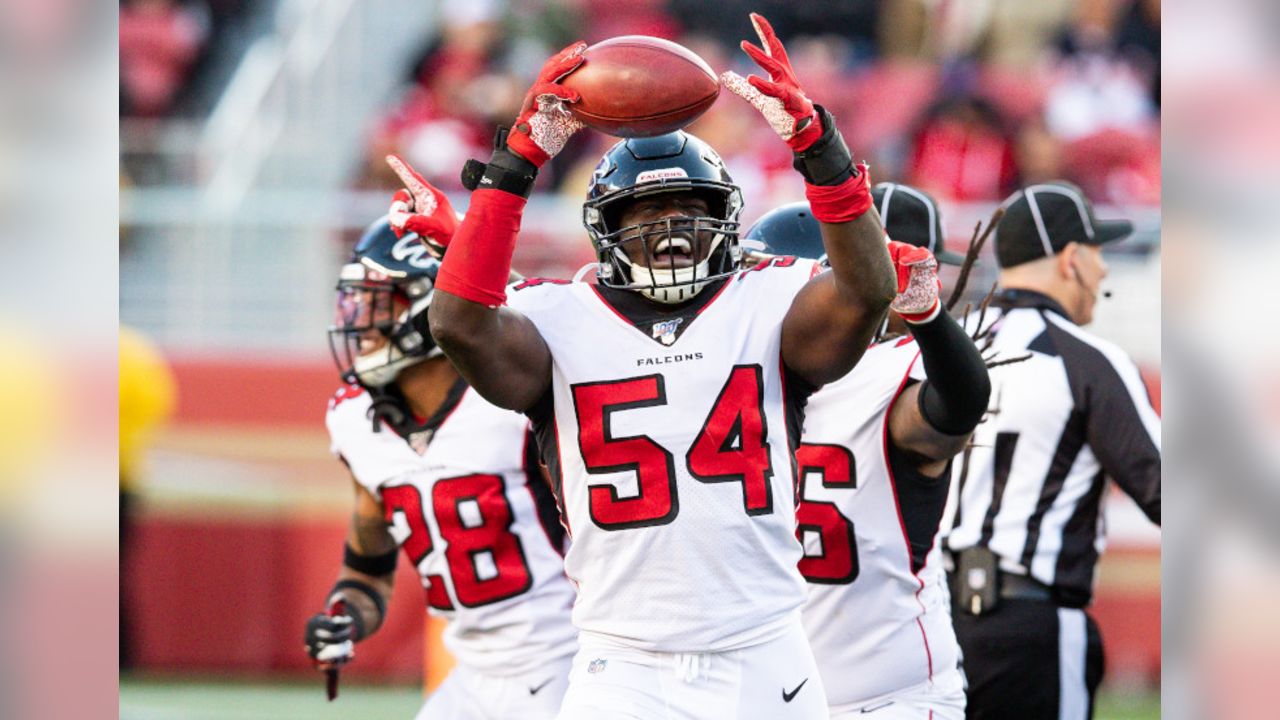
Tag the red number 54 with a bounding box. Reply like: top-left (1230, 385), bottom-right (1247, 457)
top-left (571, 366), bottom-right (775, 530)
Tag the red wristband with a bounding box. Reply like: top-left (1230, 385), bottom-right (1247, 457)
top-left (804, 163), bottom-right (872, 224)
top-left (899, 299), bottom-right (942, 325)
top-left (435, 189), bottom-right (526, 307)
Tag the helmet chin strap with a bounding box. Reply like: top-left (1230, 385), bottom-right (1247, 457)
top-left (353, 347), bottom-right (419, 388)
top-left (353, 304), bottom-right (442, 387)
top-left (354, 346), bottom-right (443, 387)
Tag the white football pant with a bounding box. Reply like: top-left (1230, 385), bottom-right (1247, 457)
top-left (417, 655), bottom-right (573, 720)
top-left (556, 615), bottom-right (828, 719)
top-left (827, 667), bottom-right (965, 720)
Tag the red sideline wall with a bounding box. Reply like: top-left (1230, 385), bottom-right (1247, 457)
top-left (125, 358), bottom-right (1161, 681)
top-left (127, 516), bottom-right (425, 680)
top-left (165, 358), bottom-right (340, 425)
top-left (125, 357), bottom-right (426, 680)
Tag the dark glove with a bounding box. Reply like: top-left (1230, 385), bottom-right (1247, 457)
top-left (304, 606), bottom-right (357, 668)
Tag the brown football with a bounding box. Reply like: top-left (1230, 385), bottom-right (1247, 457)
top-left (562, 36), bottom-right (720, 138)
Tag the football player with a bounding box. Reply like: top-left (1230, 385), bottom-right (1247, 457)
top-left (389, 14), bottom-right (897, 719)
top-left (744, 185), bottom-right (990, 719)
top-left (304, 217), bottom-right (578, 719)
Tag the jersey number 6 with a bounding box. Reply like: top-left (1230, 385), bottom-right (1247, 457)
top-left (572, 365), bottom-right (774, 530)
top-left (795, 443), bottom-right (860, 584)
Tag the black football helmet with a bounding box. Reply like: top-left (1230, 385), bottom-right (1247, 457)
top-left (872, 182), bottom-right (963, 265)
top-left (328, 217), bottom-right (441, 390)
top-left (742, 201), bottom-right (826, 262)
top-left (583, 131), bottom-right (744, 303)
top-left (745, 184), bottom-right (964, 267)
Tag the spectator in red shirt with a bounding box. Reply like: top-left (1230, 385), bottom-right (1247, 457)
top-left (908, 96), bottom-right (1018, 201)
top-left (119, 0), bottom-right (208, 117)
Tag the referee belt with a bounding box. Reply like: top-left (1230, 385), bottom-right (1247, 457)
top-left (995, 573), bottom-right (1054, 601)
top-left (944, 554), bottom-right (1055, 603)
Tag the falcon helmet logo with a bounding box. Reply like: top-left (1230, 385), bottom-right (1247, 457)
top-left (636, 167), bottom-right (689, 184)
top-left (651, 318), bottom-right (683, 346)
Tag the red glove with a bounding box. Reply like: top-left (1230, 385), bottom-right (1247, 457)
top-left (888, 240), bottom-right (941, 324)
top-left (506, 42), bottom-right (588, 168)
top-left (720, 13), bottom-right (822, 153)
top-left (385, 154), bottom-right (460, 254)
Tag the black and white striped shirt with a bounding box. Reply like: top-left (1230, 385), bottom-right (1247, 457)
top-left (943, 289), bottom-right (1161, 607)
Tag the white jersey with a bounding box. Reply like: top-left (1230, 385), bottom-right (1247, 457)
top-left (325, 382), bottom-right (578, 676)
top-left (505, 259), bottom-right (821, 652)
top-left (798, 337), bottom-right (961, 708)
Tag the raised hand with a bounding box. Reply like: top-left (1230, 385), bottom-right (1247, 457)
top-left (720, 13), bottom-right (822, 152)
top-left (888, 240), bottom-right (942, 324)
top-left (384, 151), bottom-right (465, 252)
top-left (384, 154), bottom-right (461, 254)
top-left (506, 42), bottom-right (589, 167)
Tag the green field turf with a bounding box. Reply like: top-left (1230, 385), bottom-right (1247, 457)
top-left (120, 677), bottom-right (1159, 719)
top-left (120, 678), bottom-right (423, 720)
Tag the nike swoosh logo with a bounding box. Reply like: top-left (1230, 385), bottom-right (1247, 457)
top-left (860, 701), bottom-right (896, 713)
top-left (528, 678), bottom-right (552, 695)
top-left (782, 678), bottom-right (808, 703)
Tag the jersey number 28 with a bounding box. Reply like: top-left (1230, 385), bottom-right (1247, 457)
top-left (382, 474), bottom-right (533, 609)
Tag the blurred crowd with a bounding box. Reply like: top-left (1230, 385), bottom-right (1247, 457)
top-left (119, 0), bottom-right (251, 118)
top-left (116, 0), bottom-right (1160, 211)
top-left (358, 0), bottom-right (1160, 216)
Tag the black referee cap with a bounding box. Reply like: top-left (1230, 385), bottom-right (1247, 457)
top-left (994, 181), bottom-right (1133, 268)
top-left (872, 182), bottom-right (964, 266)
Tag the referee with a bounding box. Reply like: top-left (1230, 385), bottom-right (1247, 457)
top-left (943, 182), bottom-right (1161, 720)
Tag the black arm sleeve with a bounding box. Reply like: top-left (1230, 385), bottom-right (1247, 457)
top-left (791, 105), bottom-right (856, 186)
top-left (910, 308), bottom-right (992, 436)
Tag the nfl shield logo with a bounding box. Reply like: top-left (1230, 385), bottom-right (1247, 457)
top-left (587, 658), bottom-right (607, 674)
top-left (407, 429), bottom-right (435, 455)
top-left (651, 317), bottom-right (683, 346)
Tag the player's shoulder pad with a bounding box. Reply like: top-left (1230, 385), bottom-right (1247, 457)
top-left (864, 333), bottom-right (918, 350)
top-left (326, 384), bottom-right (372, 431)
top-left (860, 333), bottom-right (921, 366)
top-left (733, 256), bottom-right (824, 291)
top-left (509, 277), bottom-right (573, 294)
top-left (505, 276), bottom-right (583, 313)
top-left (328, 383), bottom-right (366, 410)
top-left (324, 384), bottom-right (376, 460)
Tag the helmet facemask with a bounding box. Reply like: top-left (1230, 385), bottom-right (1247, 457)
top-left (583, 132), bottom-right (746, 304)
top-left (328, 262), bottom-right (439, 389)
top-left (587, 185), bottom-right (743, 304)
